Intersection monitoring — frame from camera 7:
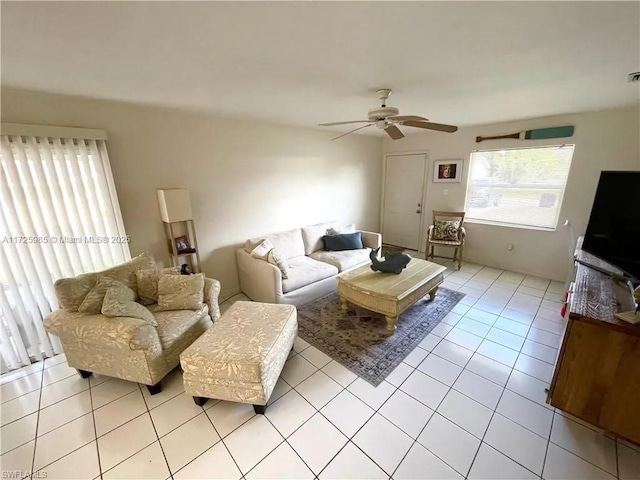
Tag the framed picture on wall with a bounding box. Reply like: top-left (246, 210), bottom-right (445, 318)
top-left (433, 159), bottom-right (463, 183)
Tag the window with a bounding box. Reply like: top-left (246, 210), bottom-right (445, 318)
top-left (464, 145), bottom-right (575, 230)
top-left (0, 125), bottom-right (130, 372)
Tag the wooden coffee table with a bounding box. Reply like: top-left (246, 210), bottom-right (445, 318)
top-left (338, 258), bottom-right (447, 334)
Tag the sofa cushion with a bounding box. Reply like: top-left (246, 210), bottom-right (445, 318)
top-left (326, 224), bottom-right (356, 236)
top-left (249, 239), bottom-right (274, 260)
top-left (281, 256), bottom-right (338, 293)
top-left (136, 266), bottom-right (182, 305)
top-left (309, 248), bottom-right (371, 272)
top-left (301, 221), bottom-right (340, 255)
top-left (53, 252), bottom-right (156, 310)
top-left (148, 304), bottom-right (209, 350)
top-left (245, 228), bottom-right (305, 260)
top-left (157, 274), bottom-right (205, 311)
top-left (322, 232), bottom-right (364, 251)
top-left (267, 249), bottom-right (290, 279)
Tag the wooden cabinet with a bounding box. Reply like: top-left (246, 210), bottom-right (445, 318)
top-left (547, 253), bottom-right (640, 444)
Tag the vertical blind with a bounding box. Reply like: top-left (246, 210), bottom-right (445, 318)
top-left (0, 125), bottom-right (130, 372)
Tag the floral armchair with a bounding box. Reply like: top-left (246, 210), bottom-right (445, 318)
top-left (44, 252), bottom-right (221, 394)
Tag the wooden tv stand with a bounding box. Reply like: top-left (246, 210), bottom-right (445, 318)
top-left (547, 243), bottom-right (640, 444)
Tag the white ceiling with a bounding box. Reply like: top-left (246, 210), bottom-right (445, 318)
top-left (2, 1), bottom-right (639, 135)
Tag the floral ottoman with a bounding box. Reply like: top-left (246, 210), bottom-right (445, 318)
top-left (180, 301), bottom-right (297, 413)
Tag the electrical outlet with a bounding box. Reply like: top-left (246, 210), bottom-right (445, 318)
top-left (443, 189), bottom-right (448, 196)
top-left (507, 243), bottom-right (514, 252)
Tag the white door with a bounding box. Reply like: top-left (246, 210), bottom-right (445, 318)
top-left (382, 154), bottom-right (427, 250)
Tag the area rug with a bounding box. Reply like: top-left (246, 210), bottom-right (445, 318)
top-left (297, 288), bottom-right (465, 386)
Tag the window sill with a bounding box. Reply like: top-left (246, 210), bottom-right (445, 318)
top-left (464, 218), bottom-right (558, 232)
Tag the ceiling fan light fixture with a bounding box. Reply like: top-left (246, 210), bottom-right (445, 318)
top-left (319, 88), bottom-right (458, 140)
top-left (368, 106), bottom-right (399, 122)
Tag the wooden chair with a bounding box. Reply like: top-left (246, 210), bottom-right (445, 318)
top-left (426, 211), bottom-right (466, 270)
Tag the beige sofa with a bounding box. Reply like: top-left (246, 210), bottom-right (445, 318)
top-left (237, 221), bottom-right (381, 306)
top-left (44, 252), bottom-right (221, 394)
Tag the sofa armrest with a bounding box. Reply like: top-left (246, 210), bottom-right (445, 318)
top-left (359, 230), bottom-right (382, 250)
top-left (44, 310), bottom-right (159, 352)
top-left (204, 278), bottom-right (221, 321)
top-left (236, 248), bottom-right (282, 303)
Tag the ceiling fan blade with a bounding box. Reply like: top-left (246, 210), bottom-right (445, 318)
top-left (319, 120), bottom-right (371, 126)
top-left (388, 115), bottom-right (429, 122)
top-left (384, 124), bottom-right (405, 140)
top-left (402, 120), bottom-right (458, 133)
top-left (331, 123), bottom-right (374, 140)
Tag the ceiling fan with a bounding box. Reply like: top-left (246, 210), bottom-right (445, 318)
top-left (319, 88), bottom-right (458, 140)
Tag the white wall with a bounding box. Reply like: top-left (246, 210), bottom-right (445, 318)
top-left (383, 107), bottom-right (640, 281)
top-left (1, 88), bottom-right (383, 299)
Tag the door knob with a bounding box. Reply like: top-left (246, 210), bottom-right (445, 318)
top-left (416, 209), bottom-right (422, 214)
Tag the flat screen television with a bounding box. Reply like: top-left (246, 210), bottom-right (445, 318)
top-left (582, 171), bottom-right (640, 283)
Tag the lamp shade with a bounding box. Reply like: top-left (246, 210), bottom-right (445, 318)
top-left (157, 189), bottom-right (193, 222)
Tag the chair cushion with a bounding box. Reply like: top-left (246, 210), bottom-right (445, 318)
top-left (157, 274), bottom-right (205, 311)
top-left (148, 304), bottom-right (209, 350)
top-left (136, 267), bottom-right (182, 305)
top-left (281, 256), bottom-right (338, 293)
top-left (428, 238), bottom-right (462, 246)
top-left (78, 277), bottom-right (128, 314)
top-left (54, 252), bottom-right (156, 310)
top-left (94, 251), bottom-right (156, 296)
top-left (245, 228), bottom-right (305, 260)
top-left (432, 220), bottom-right (461, 241)
top-left (301, 221), bottom-right (340, 255)
top-left (102, 284), bottom-right (157, 326)
top-left (309, 248), bottom-right (371, 272)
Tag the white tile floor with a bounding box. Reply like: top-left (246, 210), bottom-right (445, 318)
top-left (2, 260), bottom-right (640, 479)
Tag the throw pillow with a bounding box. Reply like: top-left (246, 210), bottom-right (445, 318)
top-left (432, 220), bottom-right (461, 241)
top-left (322, 232), bottom-right (364, 251)
top-left (101, 284), bottom-right (157, 326)
top-left (136, 266), bottom-right (182, 305)
top-left (157, 273), bottom-right (205, 311)
top-left (250, 239), bottom-right (274, 260)
top-left (326, 224), bottom-right (356, 236)
top-left (267, 249), bottom-right (290, 279)
top-left (78, 277), bottom-right (128, 314)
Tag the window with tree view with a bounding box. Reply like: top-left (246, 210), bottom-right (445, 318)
top-left (465, 145), bottom-right (575, 230)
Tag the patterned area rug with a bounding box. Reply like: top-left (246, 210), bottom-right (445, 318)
top-left (297, 288), bottom-right (465, 386)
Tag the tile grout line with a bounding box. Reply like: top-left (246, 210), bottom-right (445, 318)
top-left (136, 382), bottom-right (176, 480)
top-left (541, 408), bottom-right (556, 480)
top-left (199, 401), bottom-right (245, 479)
top-left (27, 360), bottom-right (45, 480)
top-left (88, 375), bottom-right (104, 479)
